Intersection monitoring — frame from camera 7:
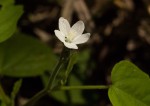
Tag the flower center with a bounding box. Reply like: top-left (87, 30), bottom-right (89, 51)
top-left (65, 30), bottom-right (76, 43)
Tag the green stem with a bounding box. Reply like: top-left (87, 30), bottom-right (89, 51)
top-left (46, 48), bottom-right (70, 90)
top-left (23, 48), bottom-right (69, 106)
top-left (23, 89), bottom-right (47, 106)
top-left (60, 85), bottom-right (109, 90)
top-left (46, 55), bottom-right (64, 90)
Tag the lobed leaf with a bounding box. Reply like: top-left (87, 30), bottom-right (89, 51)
top-left (108, 60), bottom-right (150, 106)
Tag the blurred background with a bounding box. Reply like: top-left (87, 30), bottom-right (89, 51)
top-left (1, 0), bottom-right (150, 106)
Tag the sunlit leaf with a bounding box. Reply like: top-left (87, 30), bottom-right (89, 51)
top-left (108, 60), bottom-right (150, 106)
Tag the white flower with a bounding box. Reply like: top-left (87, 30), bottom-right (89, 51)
top-left (54, 17), bottom-right (90, 49)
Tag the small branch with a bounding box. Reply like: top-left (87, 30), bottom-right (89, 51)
top-left (23, 89), bottom-right (47, 106)
top-left (23, 48), bottom-right (69, 106)
top-left (60, 85), bottom-right (109, 90)
top-left (46, 48), bottom-right (69, 90)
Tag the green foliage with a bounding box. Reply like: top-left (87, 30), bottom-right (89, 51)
top-left (0, 33), bottom-right (57, 77)
top-left (108, 60), bottom-right (150, 106)
top-left (0, 84), bottom-right (11, 106)
top-left (51, 75), bottom-right (86, 104)
top-left (0, 2), bottom-right (23, 42)
top-left (76, 49), bottom-right (91, 79)
top-left (42, 51), bottom-right (85, 104)
top-left (0, 102), bottom-right (7, 106)
top-left (0, 0), bottom-right (14, 7)
top-left (11, 79), bottom-right (22, 106)
top-left (0, 79), bottom-right (22, 106)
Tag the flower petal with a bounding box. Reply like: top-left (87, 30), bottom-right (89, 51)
top-left (71, 21), bottom-right (84, 35)
top-left (73, 33), bottom-right (90, 44)
top-left (64, 42), bottom-right (78, 49)
top-left (54, 30), bottom-right (65, 42)
top-left (59, 17), bottom-right (70, 36)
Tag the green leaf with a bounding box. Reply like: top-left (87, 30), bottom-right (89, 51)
top-left (11, 79), bottom-right (22, 106)
top-left (76, 49), bottom-right (91, 79)
top-left (108, 60), bottom-right (150, 106)
top-left (0, 0), bottom-right (14, 7)
top-left (0, 101), bottom-right (7, 106)
top-left (0, 5), bottom-right (23, 42)
top-left (0, 33), bottom-right (57, 77)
